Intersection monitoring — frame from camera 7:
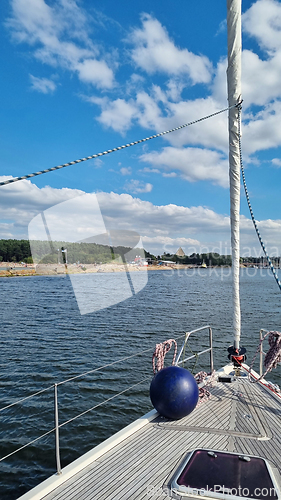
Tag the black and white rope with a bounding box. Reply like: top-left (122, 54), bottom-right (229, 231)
top-left (237, 105), bottom-right (281, 292)
top-left (0, 104), bottom-right (236, 187)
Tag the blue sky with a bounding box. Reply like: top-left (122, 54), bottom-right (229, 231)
top-left (0, 0), bottom-right (281, 257)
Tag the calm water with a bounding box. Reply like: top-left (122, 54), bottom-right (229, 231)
top-left (0, 268), bottom-right (280, 499)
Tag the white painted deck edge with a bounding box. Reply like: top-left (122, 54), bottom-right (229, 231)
top-left (17, 409), bottom-right (158, 500)
top-left (18, 363), bottom-right (281, 500)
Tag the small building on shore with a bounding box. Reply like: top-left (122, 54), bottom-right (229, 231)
top-left (175, 247), bottom-right (185, 258)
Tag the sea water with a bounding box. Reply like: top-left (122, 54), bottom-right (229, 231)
top-left (0, 268), bottom-right (280, 499)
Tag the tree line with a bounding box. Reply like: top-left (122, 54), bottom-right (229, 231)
top-left (0, 239), bottom-right (33, 263)
top-left (1, 240), bottom-right (277, 267)
top-left (0, 239), bottom-right (151, 264)
top-left (160, 252), bottom-right (232, 266)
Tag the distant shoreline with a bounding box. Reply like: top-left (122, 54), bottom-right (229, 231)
top-left (0, 261), bottom-right (237, 278)
top-left (0, 262), bottom-right (190, 277)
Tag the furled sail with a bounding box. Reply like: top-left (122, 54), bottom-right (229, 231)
top-left (227, 0), bottom-right (242, 349)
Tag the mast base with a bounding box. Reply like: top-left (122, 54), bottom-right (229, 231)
top-left (228, 345), bottom-right (247, 368)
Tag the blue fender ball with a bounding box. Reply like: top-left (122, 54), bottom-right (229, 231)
top-left (150, 366), bottom-right (199, 420)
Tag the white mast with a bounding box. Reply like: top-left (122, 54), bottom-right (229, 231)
top-left (227, 0), bottom-right (242, 350)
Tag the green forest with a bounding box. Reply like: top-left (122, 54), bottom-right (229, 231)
top-left (0, 239), bottom-right (275, 267)
top-left (0, 239), bottom-right (232, 266)
top-left (161, 252), bottom-right (232, 267)
top-left (0, 240), bottom-right (33, 263)
top-left (0, 239), bottom-right (153, 265)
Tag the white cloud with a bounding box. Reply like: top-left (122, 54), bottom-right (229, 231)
top-left (141, 167), bottom-right (161, 174)
top-left (241, 49), bottom-right (281, 108)
top-left (212, 50), bottom-right (281, 156)
top-left (7, 0), bottom-right (115, 89)
top-left (141, 235), bottom-right (200, 255)
top-left (90, 97), bottom-right (138, 134)
top-left (91, 89), bottom-right (229, 152)
top-left (140, 147), bottom-right (229, 187)
top-left (29, 74), bottom-right (56, 93)
top-left (124, 180), bottom-right (153, 194)
top-left (162, 172), bottom-right (177, 178)
top-left (125, 73), bottom-right (145, 96)
top-left (96, 191), bottom-right (231, 247)
top-left (161, 97), bottom-right (229, 150)
top-left (120, 167), bottom-right (132, 175)
top-left (0, 177), bottom-right (83, 238)
top-left (87, 0), bottom-right (281, 167)
top-left (76, 59), bottom-right (114, 89)
top-left (82, 191), bottom-right (281, 256)
top-left (135, 90), bottom-right (169, 131)
top-left (93, 158), bottom-right (103, 169)
top-left (0, 223), bottom-right (15, 239)
top-left (243, 0), bottom-right (281, 52)
top-left (127, 14), bottom-right (212, 84)
top-left (213, 45), bottom-right (281, 111)
top-left (29, 192), bottom-right (106, 243)
top-left (242, 101), bottom-right (281, 155)
top-left (0, 181), bottom-right (280, 256)
top-left (239, 1), bottom-right (281, 107)
top-left (165, 79), bottom-right (186, 102)
top-left (6, 0), bottom-right (281, 197)
top-left (239, 215), bottom-right (281, 257)
top-left (271, 158), bottom-right (281, 168)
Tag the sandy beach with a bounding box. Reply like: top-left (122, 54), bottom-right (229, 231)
top-left (0, 261), bottom-right (186, 277)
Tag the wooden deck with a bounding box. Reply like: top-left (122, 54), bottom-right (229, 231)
top-left (19, 365), bottom-right (281, 500)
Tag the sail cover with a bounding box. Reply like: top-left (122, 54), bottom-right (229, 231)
top-left (227, 0), bottom-right (242, 349)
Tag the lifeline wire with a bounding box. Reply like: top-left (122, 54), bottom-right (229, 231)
top-left (0, 330), bottom-right (189, 413)
top-left (0, 104), bottom-right (236, 187)
top-left (237, 105), bottom-right (281, 292)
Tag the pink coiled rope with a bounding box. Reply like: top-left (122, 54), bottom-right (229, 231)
top-left (264, 331), bottom-right (281, 373)
top-left (152, 339), bottom-right (177, 374)
top-left (248, 330), bottom-right (281, 382)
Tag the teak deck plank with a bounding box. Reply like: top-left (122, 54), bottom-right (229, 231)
top-left (28, 374), bottom-right (281, 500)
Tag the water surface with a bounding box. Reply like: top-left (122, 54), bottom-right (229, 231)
top-left (0, 268), bottom-right (280, 499)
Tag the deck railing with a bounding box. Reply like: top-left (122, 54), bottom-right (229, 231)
top-left (0, 328), bottom-right (213, 476)
top-left (7, 326), bottom-right (271, 477)
top-left (0, 349), bottom-right (153, 475)
top-left (259, 328), bottom-right (268, 377)
top-left (175, 325), bottom-right (214, 373)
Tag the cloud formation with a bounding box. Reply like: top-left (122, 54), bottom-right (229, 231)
top-left (1, 180), bottom-right (280, 256)
top-left (127, 14), bottom-right (213, 84)
top-left (89, 96), bottom-right (137, 134)
top-left (243, 0), bottom-right (281, 53)
top-left (124, 180), bottom-right (153, 194)
top-left (140, 147), bottom-right (229, 188)
top-left (4, 0), bottom-right (281, 202)
top-left (0, 177), bottom-right (83, 238)
top-left (120, 167), bottom-right (132, 176)
top-left (87, 0), bottom-right (281, 184)
top-left (29, 74), bottom-right (56, 93)
top-left (7, 0), bottom-right (115, 89)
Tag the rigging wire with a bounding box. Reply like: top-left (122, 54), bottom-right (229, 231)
top-left (0, 330), bottom-right (189, 413)
top-left (0, 104), bottom-right (236, 188)
top-left (237, 105), bottom-right (281, 293)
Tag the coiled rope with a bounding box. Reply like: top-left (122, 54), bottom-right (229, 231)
top-left (264, 331), bottom-right (281, 371)
top-left (194, 371), bottom-right (211, 403)
top-left (152, 339), bottom-right (177, 374)
top-left (0, 104), bottom-right (237, 187)
top-left (246, 330), bottom-right (281, 383)
top-left (237, 105), bottom-right (281, 292)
